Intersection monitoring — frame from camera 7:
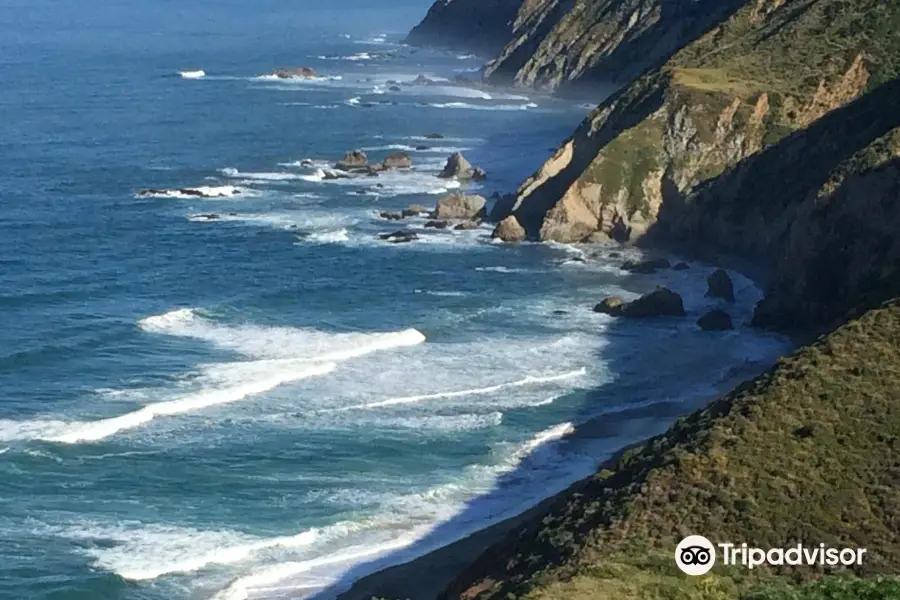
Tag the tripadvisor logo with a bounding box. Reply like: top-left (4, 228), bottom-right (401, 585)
top-left (675, 536), bottom-right (868, 576)
top-left (676, 535), bottom-right (716, 575)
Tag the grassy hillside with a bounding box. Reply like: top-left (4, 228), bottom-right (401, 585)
top-left (440, 299), bottom-right (900, 600)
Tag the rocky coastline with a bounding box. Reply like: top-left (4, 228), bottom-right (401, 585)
top-left (324, 2), bottom-right (900, 600)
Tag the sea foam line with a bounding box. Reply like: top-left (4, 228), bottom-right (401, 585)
top-left (0, 362), bottom-right (336, 444)
top-left (332, 367), bottom-right (586, 412)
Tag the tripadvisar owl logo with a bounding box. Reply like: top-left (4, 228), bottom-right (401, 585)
top-left (675, 535), bottom-right (716, 575)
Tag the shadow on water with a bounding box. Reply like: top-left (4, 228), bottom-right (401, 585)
top-left (304, 259), bottom-right (782, 600)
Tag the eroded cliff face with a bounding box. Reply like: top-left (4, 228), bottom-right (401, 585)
top-left (497, 0), bottom-right (900, 329)
top-left (483, 0), bottom-right (746, 91)
top-left (404, 0), bottom-right (524, 56)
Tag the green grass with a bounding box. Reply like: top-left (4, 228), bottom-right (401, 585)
top-left (442, 299), bottom-right (900, 600)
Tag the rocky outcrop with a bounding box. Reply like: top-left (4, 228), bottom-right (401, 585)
top-left (268, 67), bottom-right (317, 79)
top-left (500, 0), bottom-right (894, 245)
top-left (403, 204), bottom-right (427, 217)
top-left (336, 150), bottom-right (368, 170)
top-left (593, 295), bottom-right (625, 316)
top-left (492, 215), bottom-right (527, 241)
top-left (706, 269), bottom-right (735, 303)
top-left (381, 152), bottom-right (412, 170)
top-left (404, 0), bottom-right (524, 56)
top-left (697, 308), bottom-right (734, 331)
top-left (434, 193), bottom-right (487, 220)
top-left (438, 153), bottom-right (487, 181)
top-left (379, 231), bottom-right (419, 244)
top-left (483, 0), bottom-right (746, 92)
top-left (619, 287), bottom-right (686, 318)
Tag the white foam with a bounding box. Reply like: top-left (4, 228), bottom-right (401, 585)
top-left (346, 96), bottom-right (361, 106)
top-left (52, 520), bottom-right (325, 582)
top-left (0, 362), bottom-right (337, 444)
top-left (136, 185), bottom-right (244, 199)
top-left (208, 420), bottom-right (584, 600)
top-left (180, 69), bottom-right (206, 79)
top-left (334, 368), bottom-right (586, 412)
top-left (305, 229), bottom-right (350, 244)
top-left (220, 168), bottom-right (303, 182)
top-left (475, 266), bottom-right (528, 274)
top-left (139, 308), bottom-right (426, 362)
top-left (428, 102), bottom-right (537, 111)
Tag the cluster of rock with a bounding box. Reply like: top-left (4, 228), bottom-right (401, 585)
top-left (593, 266), bottom-right (737, 331)
top-left (263, 67), bottom-right (318, 79)
top-left (376, 193), bottom-right (486, 242)
top-left (334, 150), bottom-right (412, 176)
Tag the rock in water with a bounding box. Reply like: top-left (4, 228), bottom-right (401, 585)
top-left (378, 231), bottom-right (418, 244)
top-left (424, 220), bottom-right (449, 229)
top-left (698, 309), bottom-right (734, 331)
top-left (620, 287), bottom-right (686, 318)
top-left (492, 215), bottom-right (526, 242)
top-left (623, 258), bottom-right (671, 273)
top-left (322, 169), bottom-right (351, 180)
top-left (381, 152), bottom-right (412, 170)
top-left (379, 211), bottom-right (403, 221)
top-left (434, 193), bottom-right (486, 220)
top-left (672, 262), bottom-right (690, 271)
top-left (594, 296), bottom-right (625, 316)
top-left (423, 133), bottom-right (444, 139)
top-left (707, 269), bottom-right (736, 303)
top-left (270, 67), bottom-right (317, 79)
top-left (438, 152), bottom-right (487, 181)
top-left (336, 150), bottom-right (368, 170)
top-left (403, 204), bottom-right (427, 217)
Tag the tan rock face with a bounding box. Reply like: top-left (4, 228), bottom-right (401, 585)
top-left (434, 193), bottom-right (487, 220)
top-left (492, 215), bottom-right (527, 242)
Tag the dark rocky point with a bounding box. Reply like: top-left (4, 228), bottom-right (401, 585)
top-left (707, 269), bottom-right (736, 303)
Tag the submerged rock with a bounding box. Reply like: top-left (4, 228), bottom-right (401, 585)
top-left (423, 133), bottom-right (444, 139)
top-left (438, 152), bottom-right (487, 181)
top-left (673, 262), bottom-right (690, 271)
top-left (403, 204), bottom-right (428, 217)
top-left (424, 220), bottom-right (450, 229)
top-left (623, 258), bottom-right (671, 274)
top-left (434, 193), bottom-right (486, 220)
top-left (698, 309), bottom-right (734, 331)
top-left (594, 296), bottom-right (625, 316)
top-left (707, 269), bottom-right (736, 303)
top-left (379, 211), bottom-right (403, 221)
top-left (619, 287), bottom-right (686, 318)
top-left (388, 85), bottom-right (402, 92)
top-left (336, 150), bottom-right (368, 170)
top-left (492, 215), bottom-right (526, 242)
top-left (378, 230), bottom-right (418, 243)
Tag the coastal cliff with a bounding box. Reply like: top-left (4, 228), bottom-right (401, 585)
top-left (482, 0), bottom-right (746, 91)
top-left (404, 0), bottom-right (524, 56)
top-left (495, 0), bottom-right (900, 330)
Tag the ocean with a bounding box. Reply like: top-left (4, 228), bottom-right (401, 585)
top-left (0, 1), bottom-right (789, 599)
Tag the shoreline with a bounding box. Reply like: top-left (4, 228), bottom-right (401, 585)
top-left (333, 356), bottom-right (784, 600)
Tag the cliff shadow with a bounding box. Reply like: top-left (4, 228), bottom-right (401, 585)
top-left (302, 258), bottom-right (774, 600)
top-left (647, 76), bottom-right (900, 327)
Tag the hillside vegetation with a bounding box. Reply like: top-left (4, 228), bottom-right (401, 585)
top-left (441, 299), bottom-right (900, 600)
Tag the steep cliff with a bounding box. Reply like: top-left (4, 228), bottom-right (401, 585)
top-left (404, 0), bottom-right (524, 56)
top-left (498, 0), bottom-right (900, 328)
top-left (441, 299), bottom-right (900, 600)
top-left (482, 0), bottom-right (746, 91)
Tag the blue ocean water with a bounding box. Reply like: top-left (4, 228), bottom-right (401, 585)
top-left (0, 2), bottom-right (789, 599)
